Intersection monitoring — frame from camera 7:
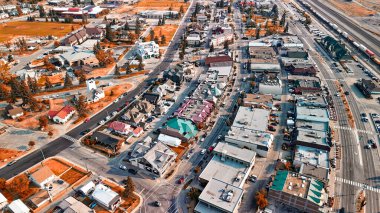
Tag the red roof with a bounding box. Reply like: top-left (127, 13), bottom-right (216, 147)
top-left (49, 106), bottom-right (75, 120)
top-left (108, 121), bottom-right (129, 132)
top-left (133, 127), bottom-right (143, 135)
top-left (205, 55), bottom-right (232, 65)
top-left (48, 110), bottom-right (59, 119)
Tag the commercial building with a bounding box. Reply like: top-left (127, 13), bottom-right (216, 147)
top-left (250, 58), bottom-right (281, 73)
top-left (295, 106), bottom-right (329, 124)
top-left (258, 73), bottom-right (282, 95)
top-left (92, 183), bottom-right (121, 211)
top-left (293, 128), bottom-right (331, 151)
top-left (138, 10), bottom-right (179, 19)
top-left (231, 107), bottom-right (270, 132)
top-left (293, 145), bottom-right (329, 178)
top-left (194, 178), bottom-right (244, 213)
top-left (269, 171), bottom-right (328, 213)
top-left (165, 118), bottom-right (199, 139)
top-left (47, 105), bottom-right (76, 124)
top-left (249, 46), bottom-right (275, 59)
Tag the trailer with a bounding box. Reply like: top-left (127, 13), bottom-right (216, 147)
top-left (359, 44), bottom-right (367, 52)
top-left (366, 49), bottom-right (375, 58)
top-left (353, 42), bottom-right (360, 48)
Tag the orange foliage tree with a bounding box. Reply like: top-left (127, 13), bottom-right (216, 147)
top-left (255, 189), bottom-right (268, 209)
top-left (7, 174), bottom-right (30, 197)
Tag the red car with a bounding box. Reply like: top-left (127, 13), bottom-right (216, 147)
top-left (178, 177), bottom-right (185, 184)
top-left (84, 118), bottom-right (90, 123)
top-left (125, 101), bottom-right (129, 106)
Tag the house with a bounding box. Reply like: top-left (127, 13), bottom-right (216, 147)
top-left (122, 108), bottom-right (145, 126)
top-left (29, 166), bottom-right (56, 188)
top-left (211, 32), bottom-right (234, 47)
top-left (194, 178), bottom-right (244, 213)
top-left (133, 127), bottom-right (144, 137)
top-left (157, 133), bottom-right (182, 147)
top-left (174, 99), bottom-right (214, 126)
top-left (80, 79), bottom-right (105, 103)
top-left (163, 69), bottom-right (184, 85)
top-left (0, 192), bottom-right (8, 210)
top-left (48, 105), bottom-right (76, 124)
top-left (57, 196), bottom-right (94, 213)
top-left (135, 100), bottom-right (154, 115)
top-left (269, 171), bottom-right (328, 213)
top-left (92, 183), bottom-right (121, 211)
top-left (86, 27), bottom-right (105, 39)
top-left (79, 181), bottom-right (96, 196)
top-left (108, 121), bottom-right (131, 135)
top-left (89, 131), bottom-right (124, 154)
top-left (128, 140), bottom-right (177, 177)
top-left (7, 199), bottom-right (30, 213)
top-left (134, 41), bottom-right (159, 59)
top-left (5, 105), bottom-right (24, 119)
top-left (142, 93), bottom-right (161, 105)
top-left (187, 33), bottom-right (202, 46)
top-left (59, 51), bottom-right (98, 67)
top-left (62, 28), bottom-right (88, 46)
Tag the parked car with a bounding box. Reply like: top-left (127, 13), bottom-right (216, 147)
top-left (128, 169), bottom-right (137, 175)
top-left (154, 201), bottom-right (161, 207)
top-left (344, 91), bottom-right (349, 95)
top-left (119, 165), bottom-right (127, 170)
top-left (7, 160), bottom-right (17, 166)
top-left (249, 175), bottom-right (257, 182)
top-left (177, 177), bottom-right (185, 184)
top-left (200, 149), bottom-right (206, 155)
top-left (106, 115), bottom-right (111, 120)
top-left (99, 120), bottom-right (105, 125)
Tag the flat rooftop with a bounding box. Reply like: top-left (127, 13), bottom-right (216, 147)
top-left (199, 155), bottom-right (250, 188)
top-left (196, 178), bottom-right (244, 213)
top-left (296, 128), bottom-right (328, 146)
top-left (232, 107), bottom-right (270, 132)
top-left (226, 127), bottom-right (273, 148)
top-left (294, 145), bottom-right (329, 168)
top-left (213, 142), bottom-right (256, 165)
top-left (295, 120), bottom-right (328, 132)
top-left (296, 106), bottom-right (329, 123)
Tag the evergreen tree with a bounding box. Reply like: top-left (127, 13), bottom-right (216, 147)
top-left (149, 29), bottom-right (155, 41)
top-left (179, 5), bottom-right (184, 14)
top-left (0, 83), bottom-right (9, 101)
top-left (9, 78), bottom-right (21, 103)
top-left (154, 36), bottom-right (160, 45)
top-left (78, 70), bottom-right (86, 84)
top-left (138, 57), bottom-right (144, 71)
top-left (121, 177), bottom-right (135, 199)
top-left (158, 17), bottom-right (162, 26)
top-left (224, 40), bottom-right (229, 50)
top-left (27, 76), bottom-right (39, 94)
top-left (160, 35), bottom-right (166, 45)
top-left (280, 12), bottom-right (286, 26)
top-left (64, 72), bottom-right (73, 88)
top-left (135, 18), bottom-right (141, 35)
top-left (105, 24), bottom-right (114, 41)
top-left (284, 22), bottom-right (289, 33)
top-left (125, 63), bottom-right (132, 74)
top-left (19, 81), bottom-right (32, 105)
top-left (210, 43), bottom-right (214, 52)
top-left (124, 21), bottom-right (130, 30)
top-left (74, 95), bottom-right (87, 117)
top-left (39, 6), bottom-right (45, 18)
top-left (161, 16), bottom-right (166, 25)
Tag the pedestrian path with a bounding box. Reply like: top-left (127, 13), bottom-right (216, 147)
top-left (61, 134), bottom-right (79, 143)
top-left (334, 125), bottom-right (376, 135)
top-left (335, 177), bottom-right (380, 193)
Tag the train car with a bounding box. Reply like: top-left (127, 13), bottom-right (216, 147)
top-left (353, 42), bottom-right (360, 48)
top-left (365, 49), bottom-right (375, 58)
top-left (373, 57), bottom-right (380, 65)
top-left (359, 44), bottom-right (367, 52)
top-left (342, 32), bottom-right (348, 38)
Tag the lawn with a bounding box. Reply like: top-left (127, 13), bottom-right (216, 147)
top-left (44, 159), bottom-right (70, 176)
top-left (151, 24), bottom-right (178, 46)
top-left (0, 21), bottom-right (81, 43)
top-left (60, 168), bottom-right (86, 185)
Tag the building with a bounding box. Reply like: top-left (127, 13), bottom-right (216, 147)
top-left (142, 92), bottom-right (161, 105)
top-left (7, 199), bottom-right (30, 213)
top-left (0, 192), bottom-right (8, 210)
top-left (59, 51), bottom-right (98, 67)
top-left (165, 118), bottom-right (199, 140)
top-left (288, 75), bottom-right (321, 94)
top-left (194, 178), bottom-right (244, 213)
top-left (205, 55), bottom-right (233, 67)
top-left (296, 106), bottom-right (329, 124)
top-left (288, 64), bottom-right (317, 76)
top-left (79, 181), bottom-right (96, 196)
top-left (128, 140), bottom-right (177, 177)
top-left (48, 105), bottom-right (76, 124)
top-left (231, 107), bottom-right (270, 132)
top-left (62, 28), bottom-right (88, 46)
top-left (293, 128), bottom-right (331, 151)
top-left (280, 47), bottom-right (308, 59)
top-left (81, 79), bottom-right (105, 103)
top-left (163, 69), bottom-right (184, 84)
top-left (108, 121), bottom-right (131, 135)
top-left (191, 81), bottom-right (224, 103)
top-left (57, 196), bottom-right (94, 213)
top-left (356, 79), bottom-right (380, 96)
top-left (86, 27), bottom-right (104, 39)
top-left (134, 41), bottom-right (159, 59)
top-left (250, 58), bottom-right (281, 73)
top-left (122, 108), bottom-right (145, 126)
top-left (258, 73), bottom-right (282, 95)
top-left (89, 131), bottom-right (124, 154)
top-left (92, 183), bottom-right (121, 211)
top-left (138, 10), bottom-right (179, 19)
top-left (249, 46), bottom-right (275, 59)
top-left (293, 145), bottom-right (329, 174)
top-left (199, 142), bottom-right (256, 187)
top-left (174, 99), bottom-right (214, 126)
top-left (211, 32), bottom-right (234, 47)
top-left (133, 127), bottom-right (144, 137)
top-left (29, 166), bottom-right (56, 188)
top-left (320, 36), bottom-right (351, 61)
top-left (187, 33), bottom-right (202, 46)
top-left (5, 105), bottom-right (24, 119)
top-left (269, 171), bottom-right (328, 213)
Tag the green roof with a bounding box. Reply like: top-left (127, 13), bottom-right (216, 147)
top-left (270, 170), bottom-right (288, 191)
top-left (166, 118), bottom-right (199, 139)
top-left (307, 179), bottom-right (325, 206)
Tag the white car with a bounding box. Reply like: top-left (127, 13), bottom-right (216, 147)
top-left (106, 115), bottom-right (111, 120)
top-left (99, 120), bottom-right (105, 125)
top-left (201, 149), bottom-right (206, 155)
top-left (119, 165), bottom-right (127, 170)
top-left (112, 111), bottom-right (117, 116)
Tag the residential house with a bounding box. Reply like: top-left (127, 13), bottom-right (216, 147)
top-left (59, 51), bottom-right (98, 67)
top-left (142, 93), bottom-right (161, 105)
top-left (78, 181), bottom-right (96, 196)
top-left (134, 41), bottom-right (159, 59)
top-left (62, 29), bottom-right (88, 46)
top-left (57, 196), bottom-right (94, 213)
top-left (29, 166), bottom-right (56, 188)
top-left (92, 183), bottom-right (121, 211)
top-left (7, 199), bottom-right (30, 213)
top-left (86, 27), bottom-right (105, 39)
top-left (5, 105), bottom-right (24, 119)
top-left (133, 127), bottom-right (144, 137)
top-left (269, 171), bottom-right (328, 213)
top-left (163, 69), bottom-right (184, 85)
top-left (211, 32), bottom-right (234, 47)
top-left (48, 105), bottom-right (76, 124)
top-left (174, 99), bottom-right (214, 126)
top-left (187, 33), bottom-right (202, 46)
top-left (108, 121), bottom-right (131, 135)
top-left (79, 79), bottom-right (105, 103)
top-left (135, 100), bottom-right (154, 115)
top-left (128, 140), bottom-right (177, 177)
top-left (122, 108), bottom-right (145, 126)
top-left (89, 131), bottom-right (124, 154)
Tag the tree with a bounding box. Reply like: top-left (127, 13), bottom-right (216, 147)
top-left (179, 5), bottom-right (184, 14)
top-left (0, 83), bottom-right (9, 101)
top-left (114, 65), bottom-right (120, 76)
top-left (125, 63), bottom-right (132, 74)
top-left (158, 17), bottom-right (162, 26)
top-left (285, 161), bottom-right (292, 170)
top-left (135, 18), bottom-right (141, 35)
top-left (44, 77), bottom-right (53, 89)
top-left (96, 49), bottom-right (115, 67)
top-left (27, 76), bottom-right (39, 94)
top-left (105, 24), bottom-right (114, 41)
top-left (44, 57), bottom-right (55, 71)
top-left (271, 4), bottom-right (278, 19)
top-left (39, 116), bottom-right (49, 129)
top-left (138, 57), bottom-right (144, 71)
top-left (8, 174), bottom-right (30, 197)
top-left (122, 177), bottom-right (135, 199)
top-left (74, 95), bottom-right (87, 117)
top-left (0, 60), bottom-right (11, 82)
top-left (280, 12), bottom-right (286, 26)
top-left (39, 6), bottom-right (46, 18)
top-left (188, 187), bottom-right (201, 201)
top-left (77, 70), bottom-right (86, 84)
top-left (255, 190), bottom-right (268, 209)
top-left (224, 40), bottom-right (229, 50)
top-left (28, 141), bottom-right (36, 147)
top-left (154, 36), bottom-right (160, 45)
top-left (179, 51), bottom-right (184, 60)
top-left (160, 35), bottom-right (166, 45)
top-left (124, 21), bottom-right (130, 30)
top-left (161, 16), bottom-right (166, 25)
top-left (284, 22), bottom-right (289, 33)
top-left (149, 29), bottom-right (155, 41)
top-left (16, 6), bottom-right (22, 17)
top-left (53, 40), bottom-right (60, 48)
top-left (64, 72), bottom-right (73, 88)
top-left (48, 131), bottom-right (53, 137)
top-left (0, 178), bottom-right (6, 190)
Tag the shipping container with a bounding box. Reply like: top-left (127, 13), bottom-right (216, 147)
top-left (365, 49), bottom-right (375, 58)
top-left (373, 57), bottom-right (380, 65)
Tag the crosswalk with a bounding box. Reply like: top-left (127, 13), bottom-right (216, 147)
top-left (334, 125), bottom-right (376, 135)
top-left (61, 134), bottom-right (79, 143)
top-left (335, 177), bottom-right (380, 193)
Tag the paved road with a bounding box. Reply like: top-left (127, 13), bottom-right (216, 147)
top-left (301, 0), bottom-right (380, 57)
top-left (0, 0), bottom-right (196, 180)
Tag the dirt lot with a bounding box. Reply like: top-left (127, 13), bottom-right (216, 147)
top-left (328, 0), bottom-right (377, 17)
top-left (85, 64), bottom-right (114, 79)
top-left (43, 158), bottom-right (71, 176)
top-left (0, 22), bottom-right (81, 43)
top-left (151, 24), bottom-right (178, 46)
top-left (60, 168), bottom-right (86, 185)
top-left (0, 148), bottom-right (24, 162)
top-left (116, 0), bottom-right (189, 15)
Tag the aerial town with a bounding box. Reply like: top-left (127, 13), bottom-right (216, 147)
top-left (0, 0), bottom-right (379, 212)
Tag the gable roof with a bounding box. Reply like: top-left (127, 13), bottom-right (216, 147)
top-left (108, 121), bottom-right (130, 132)
top-left (54, 105), bottom-right (75, 119)
top-left (205, 55), bottom-right (233, 65)
top-left (30, 166), bottom-right (55, 184)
